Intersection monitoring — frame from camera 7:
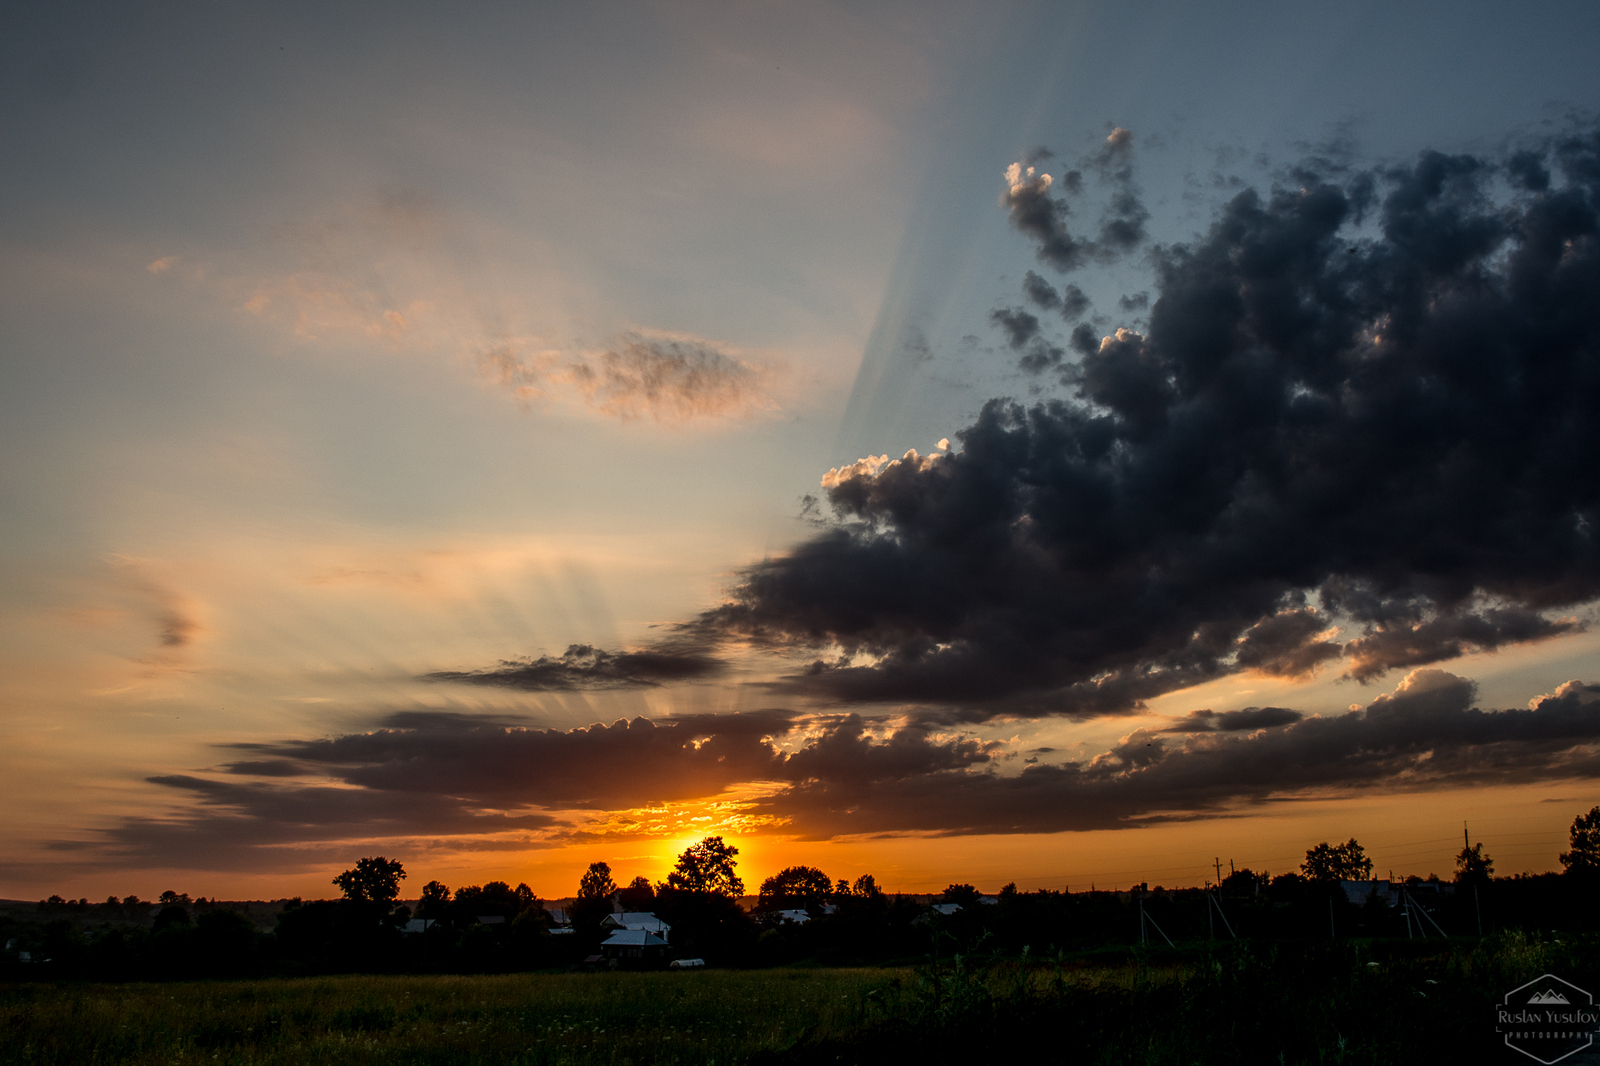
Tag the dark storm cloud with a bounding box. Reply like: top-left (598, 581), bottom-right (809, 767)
top-left (95, 673), bottom-right (1600, 860)
top-left (752, 673), bottom-right (1600, 838)
top-left (1022, 270), bottom-right (1061, 310)
top-left (989, 306), bottom-right (1041, 348)
top-left (423, 642), bottom-right (725, 691)
top-left (1162, 706), bottom-right (1304, 733)
top-left (1340, 606), bottom-right (1575, 682)
top-left (100, 775), bottom-right (558, 871)
top-left (255, 709), bottom-right (802, 809)
top-left (1022, 270), bottom-right (1092, 320)
top-left (689, 128), bottom-right (1600, 719)
top-left (1000, 127), bottom-right (1150, 275)
top-left (1060, 285), bottom-right (1091, 320)
top-left (1000, 162), bottom-right (1091, 271)
top-left (97, 710), bottom-right (993, 868)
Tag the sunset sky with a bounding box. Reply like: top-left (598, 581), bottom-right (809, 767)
top-left (5, 0), bottom-right (1600, 903)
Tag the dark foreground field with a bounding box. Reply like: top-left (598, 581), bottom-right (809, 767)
top-left (4, 932), bottom-right (1598, 1065)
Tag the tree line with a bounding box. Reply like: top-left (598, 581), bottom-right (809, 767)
top-left (7, 809), bottom-right (1600, 981)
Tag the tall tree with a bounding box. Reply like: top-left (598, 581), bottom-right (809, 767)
top-left (1455, 843), bottom-right (1494, 884)
top-left (416, 880), bottom-right (451, 920)
top-left (332, 857), bottom-right (406, 906)
top-left (848, 874), bottom-right (881, 898)
top-left (577, 862), bottom-right (617, 901)
top-left (617, 875), bottom-right (655, 909)
top-left (666, 836), bottom-right (744, 896)
top-left (941, 883), bottom-right (982, 906)
top-left (757, 865), bottom-right (832, 910)
top-left (571, 862), bottom-right (618, 930)
top-left (1300, 840), bottom-right (1372, 882)
top-left (1561, 806), bottom-right (1600, 876)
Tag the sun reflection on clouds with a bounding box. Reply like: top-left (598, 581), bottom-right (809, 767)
top-left (566, 785), bottom-right (792, 845)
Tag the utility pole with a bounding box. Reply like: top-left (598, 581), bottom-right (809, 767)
top-left (1465, 819), bottom-right (1484, 936)
top-left (1207, 882), bottom-right (1214, 938)
top-left (1137, 886), bottom-right (1174, 947)
top-left (1214, 857), bottom-right (1224, 884)
top-left (1210, 889), bottom-right (1237, 939)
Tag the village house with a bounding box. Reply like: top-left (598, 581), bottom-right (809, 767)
top-left (599, 912), bottom-right (671, 936)
top-left (599, 927), bottom-right (670, 965)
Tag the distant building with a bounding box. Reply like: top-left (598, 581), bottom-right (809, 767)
top-left (600, 912), bottom-right (671, 936)
top-left (1341, 880), bottom-right (1400, 907)
top-left (1341, 879), bottom-right (1454, 906)
top-left (600, 928), bottom-right (669, 964)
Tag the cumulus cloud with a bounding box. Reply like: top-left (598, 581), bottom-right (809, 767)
top-left (676, 128), bottom-right (1600, 718)
top-left (95, 671), bottom-right (1600, 861)
top-left (999, 127), bottom-right (1151, 275)
top-left (95, 709), bottom-right (993, 867)
top-left (750, 671), bottom-right (1600, 838)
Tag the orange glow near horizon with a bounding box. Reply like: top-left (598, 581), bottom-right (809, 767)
top-left (18, 779), bottom-right (1595, 905)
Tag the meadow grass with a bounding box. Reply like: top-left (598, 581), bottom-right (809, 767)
top-left (4, 932), bottom-right (1597, 1064)
top-left (0, 968), bottom-right (903, 1065)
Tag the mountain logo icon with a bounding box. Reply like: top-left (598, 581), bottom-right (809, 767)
top-left (1528, 990), bottom-right (1572, 1005)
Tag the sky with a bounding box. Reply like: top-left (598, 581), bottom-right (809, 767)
top-left (4, 0), bottom-right (1600, 902)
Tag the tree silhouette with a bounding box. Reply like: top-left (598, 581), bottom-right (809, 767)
top-left (1561, 806), bottom-right (1600, 876)
top-left (577, 862), bottom-right (617, 901)
top-left (666, 836), bottom-right (744, 896)
top-left (417, 880), bottom-right (451, 920)
top-left (572, 862), bottom-right (618, 930)
top-left (1300, 840), bottom-right (1371, 882)
top-left (941, 883), bottom-right (982, 906)
top-left (849, 874), bottom-right (882, 898)
top-left (617, 875), bottom-right (655, 909)
top-left (758, 865), bottom-right (832, 910)
top-left (332, 857), bottom-right (406, 906)
top-left (1454, 843), bottom-right (1494, 884)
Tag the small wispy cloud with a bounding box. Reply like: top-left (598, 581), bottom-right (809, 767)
top-left (478, 330), bottom-right (782, 424)
top-left (145, 190), bottom-right (786, 425)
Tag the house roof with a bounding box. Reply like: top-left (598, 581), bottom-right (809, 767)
top-left (601, 928), bottom-right (668, 948)
top-left (600, 912), bottom-right (670, 933)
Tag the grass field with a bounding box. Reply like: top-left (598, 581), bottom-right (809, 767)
top-left (4, 932), bottom-right (1598, 1065)
top-left (0, 967), bottom-right (902, 1066)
